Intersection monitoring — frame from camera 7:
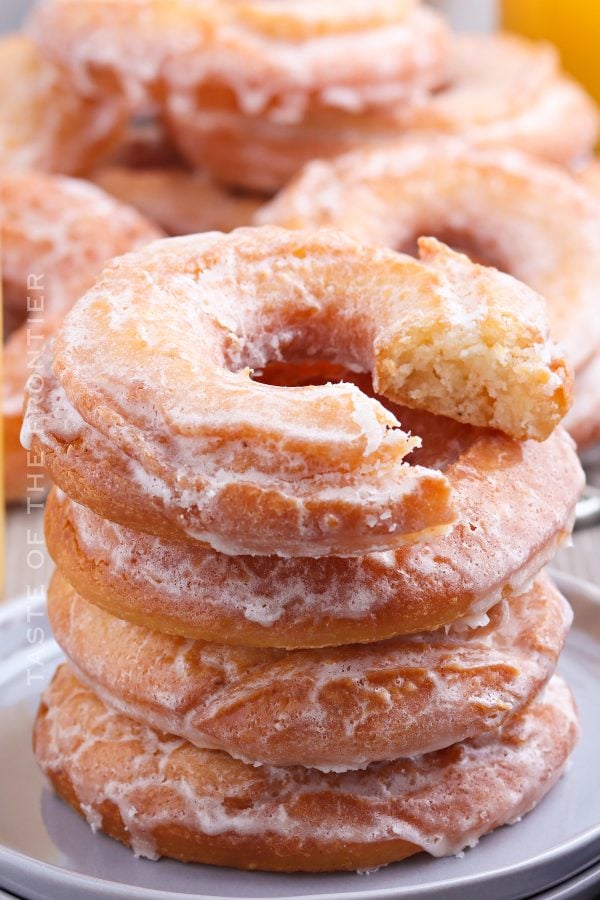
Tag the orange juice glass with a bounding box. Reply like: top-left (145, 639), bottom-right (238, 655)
top-left (502, 1), bottom-right (600, 107)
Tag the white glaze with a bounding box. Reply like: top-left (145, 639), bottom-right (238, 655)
top-left (36, 670), bottom-right (579, 862)
top-left (52, 574), bottom-right (572, 770)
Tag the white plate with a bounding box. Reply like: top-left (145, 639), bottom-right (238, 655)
top-left (1, 571), bottom-right (600, 900)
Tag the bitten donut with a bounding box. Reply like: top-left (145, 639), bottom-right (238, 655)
top-left (29, 1), bottom-right (449, 115)
top-left (0, 35), bottom-right (126, 174)
top-left (34, 667), bottom-right (579, 872)
top-left (166, 32), bottom-right (598, 192)
top-left (44, 400), bottom-right (582, 646)
top-left (259, 139), bottom-right (600, 373)
top-left (48, 570), bottom-right (571, 770)
top-left (91, 166), bottom-right (263, 235)
top-left (24, 227), bottom-right (570, 557)
top-left (2, 171), bottom-right (162, 503)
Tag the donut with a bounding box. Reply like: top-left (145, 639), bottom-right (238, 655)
top-left (165, 98), bottom-right (422, 194)
top-left (28, 1), bottom-right (449, 113)
top-left (2, 171), bottom-right (162, 503)
top-left (33, 666), bottom-right (579, 871)
top-left (162, 1), bottom-right (450, 190)
top-left (48, 570), bottom-right (571, 771)
top-left (258, 139), bottom-right (600, 374)
top-left (43, 402), bottom-right (582, 646)
top-left (399, 34), bottom-right (599, 166)
top-left (91, 166), bottom-right (263, 235)
top-left (166, 32), bottom-right (598, 192)
top-left (0, 35), bottom-right (126, 174)
top-left (23, 227), bottom-right (571, 556)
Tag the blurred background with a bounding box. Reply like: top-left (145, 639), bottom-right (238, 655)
top-left (3, 1), bottom-right (598, 108)
top-left (0, 1), bottom-right (499, 33)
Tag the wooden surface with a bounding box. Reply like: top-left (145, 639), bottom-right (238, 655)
top-left (4, 459), bottom-right (600, 602)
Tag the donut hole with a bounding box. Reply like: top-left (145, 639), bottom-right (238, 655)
top-left (253, 358), bottom-right (480, 469)
top-left (253, 359), bottom-right (358, 389)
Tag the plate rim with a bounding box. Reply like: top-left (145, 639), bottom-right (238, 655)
top-left (1, 569), bottom-right (600, 900)
top-left (3, 835), bottom-right (600, 900)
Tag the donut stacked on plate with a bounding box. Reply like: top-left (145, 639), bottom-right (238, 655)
top-left (26, 0), bottom-right (599, 196)
top-left (27, 226), bottom-right (583, 872)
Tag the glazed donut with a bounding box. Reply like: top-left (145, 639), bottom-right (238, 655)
top-left (34, 666), bottom-right (579, 871)
top-left (166, 32), bottom-right (598, 192)
top-left (258, 138), bottom-right (600, 373)
top-left (399, 34), bottom-right (599, 166)
top-left (29, 1), bottom-right (449, 112)
top-left (23, 227), bottom-right (571, 557)
top-left (166, 98), bottom-right (420, 194)
top-left (2, 171), bottom-right (162, 503)
top-left (43, 399), bottom-right (582, 647)
top-left (0, 35), bottom-right (126, 174)
top-left (91, 166), bottom-right (263, 235)
top-left (48, 570), bottom-right (571, 771)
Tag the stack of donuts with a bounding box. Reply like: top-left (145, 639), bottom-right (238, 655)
top-left (26, 225), bottom-right (584, 871)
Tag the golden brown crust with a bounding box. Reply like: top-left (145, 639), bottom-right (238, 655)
top-left (33, 666), bottom-right (580, 872)
top-left (32, 417), bottom-right (452, 560)
top-left (48, 571), bottom-right (571, 769)
top-left (41, 762), bottom-right (420, 872)
top-left (43, 411), bottom-right (581, 646)
top-left (167, 93), bottom-right (422, 194)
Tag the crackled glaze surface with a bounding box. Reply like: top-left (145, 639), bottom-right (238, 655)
top-left (33, 668), bottom-right (579, 871)
top-left (43, 407), bottom-right (581, 646)
top-left (23, 228), bottom-right (570, 556)
top-left (48, 572), bottom-right (571, 770)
